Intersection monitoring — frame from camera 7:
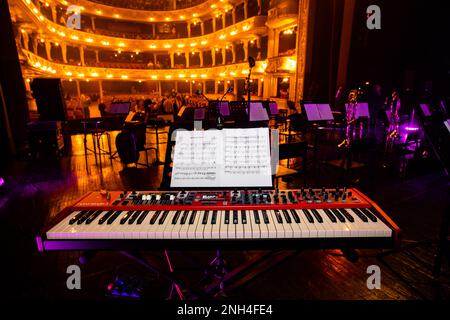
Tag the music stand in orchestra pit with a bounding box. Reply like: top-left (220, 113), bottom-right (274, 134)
top-left (345, 102), bottom-right (370, 119)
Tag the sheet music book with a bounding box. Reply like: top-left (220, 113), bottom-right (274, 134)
top-left (249, 102), bottom-right (269, 121)
top-left (304, 104), bottom-right (334, 121)
top-left (170, 128), bottom-right (272, 188)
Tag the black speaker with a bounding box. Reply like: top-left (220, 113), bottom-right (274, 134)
top-left (30, 78), bottom-right (67, 121)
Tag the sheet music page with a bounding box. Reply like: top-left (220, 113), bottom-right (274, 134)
top-left (170, 128), bottom-right (272, 188)
top-left (220, 128), bottom-right (272, 187)
top-left (171, 130), bottom-right (223, 187)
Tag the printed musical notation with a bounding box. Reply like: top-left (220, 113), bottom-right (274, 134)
top-left (171, 128), bottom-right (272, 187)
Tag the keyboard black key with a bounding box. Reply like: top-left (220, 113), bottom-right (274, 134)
top-left (290, 210), bottom-right (300, 223)
top-left (180, 211), bottom-right (189, 225)
top-left (323, 208), bottom-right (337, 223)
top-left (172, 211), bottom-right (181, 224)
top-left (70, 210), bottom-right (87, 224)
top-left (303, 209), bottom-right (314, 223)
top-left (202, 211), bottom-right (209, 225)
top-left (262, 210), bottom-right (270, 224)
top-left (150, 211), bottom-right (161, 225)
top-left (85, 211), bottom-right (102, 224)
top-left (211, 211), bottom-right (217, 224)
top-left (233, 210), bottom-right (238, 224)
top-left (224, 210), bottom-right (230, 224)
top-left (331, 208), bottom-right (346, 223)
top-left (128, 210), bottom-right (142, 224)
top-left (98, 210), bottom-right (114, 224)
top-left (136, 211), bottom-right (148, 224)
top-left (253, 210), bottom-right (260, 224)
top-left (158, 211), bottom-right (169, 224)
top-left (241, 210), bottom-right (247, 224)
top-left (275, 210), bottom-right (283, 223)
top-left (120, 211), bottom-right (133, 224)
top-left (107, 211), bottom-right (121, 224)
top-left (338, 208), bottom-right (354, 222)
top-left (77, 211), bottom-right (94, 224)
top-left (283, 210), bottom-right (292, 223)
top-left (189, 211), bottom-right (197, 224)
top-left (311, 209), bottom-right (323, 223)
top-left (361, 208), bottom-right (378, 222)
top-left (352, 208), bottom-right (368, 222)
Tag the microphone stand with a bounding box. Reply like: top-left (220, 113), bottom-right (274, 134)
top-left (216, 87), bottom-right (233, 129)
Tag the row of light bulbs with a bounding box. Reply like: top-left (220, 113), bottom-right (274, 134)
top-left (24, 0), bottom-right (252, 53)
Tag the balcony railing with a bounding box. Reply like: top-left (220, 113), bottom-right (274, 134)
top-left (87, 0), bottom-right (206, 11)
top-left (20, 0), bottom-right (267, 51)
top-left (22, 49), bottom-right (268, 81)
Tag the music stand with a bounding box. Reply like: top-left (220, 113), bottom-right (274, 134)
top-left (109, 102), bottom-right (131, 115)
top-left (345, 102), bottom-right (370, 119)
top-left (304, 103), bottom-right (334, 122)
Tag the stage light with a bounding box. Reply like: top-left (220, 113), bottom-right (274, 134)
top-left (242, 25), bottom-right (250, 31)
top-left (78, 73), bottom-right (85, 77)
top-left (226, 80), bottom-right (230, 84)
top-left (178, 74), bottom-right (185, 78)
top-left (218, 80), bottom-right (221, 84)
top-left (219, 34), bottom-right (226, 39)
top-left (138, 80), bottom-right (142, 83)
top-left (151, 75), bottom-right (157, 79)
top-left (201, 40), bottom-right (208, 45)
top-left (260, 78), bottom-right (264, 82)
top-left (71, 35), bottom-right (79, 40)
top-left (241, 70), bottom-right (249, 74)
top-left (193, 13), bottom-right (198, 17)
top-left (26, 78), bottom-right (31, 83)
top-left (101, 41), bottom-right (110, 46)
top-left (230, 30), bottom-right (237, 36)
top-left (35, 62), bottom-right (41, 67)
top-left (283, 29), bottom-right (294, 35)
top-left (164, 44), bottom-right (172, 48)
top-left (107, 74), bottom-right (113, 78)
top-left (45, 2), bottom-right (49, 7)
top-left (215, 48), bottom-right (219, 52)
top-left (114, 14), bottom-right (120, 18)
top-left (149, 44), bottom-right (156, 49)
top-left (190, 43), bottom-right (197, 47)
top-left (121, 75), bottom-right (128, 79)
top-left (191, 74), bottom-right (197, 78)
top-left (69, 78), bottom-right (72, 82)
top-left (165, 17), bottom-right (171, 21)
top-left (179, 15), bottom-right (185, 20)
top-left (201, 74), bottom-right (207, 78)
top-left (177, 44), bottom-right (184, 48)
top-left (86, 38), bottom-right (93, 43)
top-left (91, 73), bottom-right (99, 77)
top-left (219, 72), bottom-right (225, 77)
top-left (149, 17), bottom-right (154, 21)
top-left (118, 42), bottom-right (125, 47)
top-left (229, 72), bottom-right (236, 76)
top-left (54, 42), bottom-right (59, 46)
top-left (33, 8), bottom-right (38, 14)
top-left (50, 27), bottom-right (56, 33)
top-left (282, 77), bottom-right (289, 83)
top-left (39, 15), bottom-right (45, 21)
top-left (59, 32), bottom-right (66, 37)
top-left (211, 4), bottom-right (216, 8)
top-left (65, 71), bottom-right (73, 76)
top-left (86, 79), bottom-right (90, 82)
top-left (96, 10), bottom-right (102, 15)
top-left (165, 75), bottom-right (172, 79)
top-left (40, 38), bottom-right (45, 43)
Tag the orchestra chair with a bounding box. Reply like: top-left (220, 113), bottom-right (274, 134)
top-left (319, 137), bottom-right (378, 187)
top-left (274, 141), bottom-right (308, 188)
